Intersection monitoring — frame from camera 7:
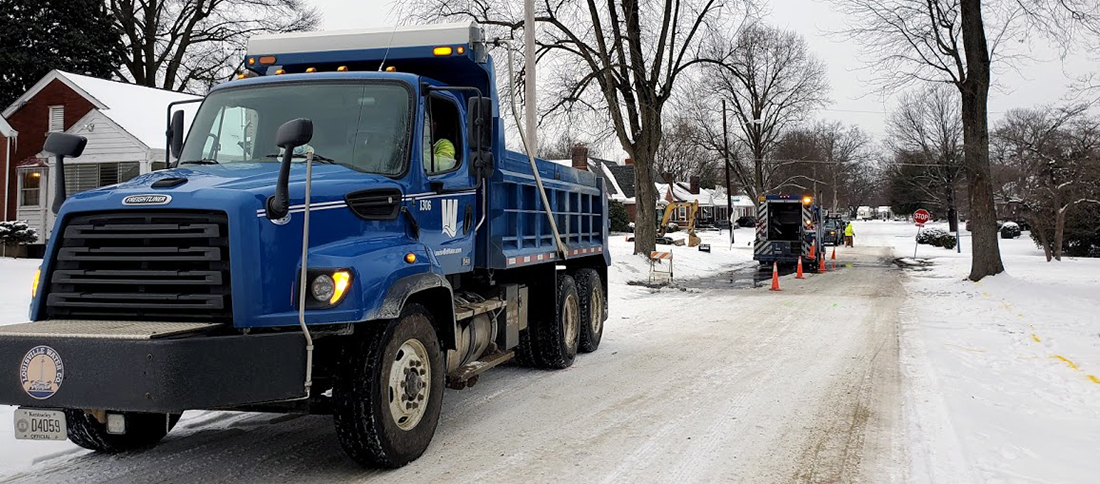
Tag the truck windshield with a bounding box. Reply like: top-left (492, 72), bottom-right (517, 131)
top-left (179, 82), bottom-right (411, 175)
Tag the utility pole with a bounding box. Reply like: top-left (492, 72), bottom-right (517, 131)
top-left (722, 100), bottom-right (734, 246)
top-left (523, 0), bottom-right (536, 156)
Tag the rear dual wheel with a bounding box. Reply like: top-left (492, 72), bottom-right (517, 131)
top-left (575, 269), bottom-right (605, 353)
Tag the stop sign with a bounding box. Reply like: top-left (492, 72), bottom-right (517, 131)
top-left (914, 209), bottom-right (931, 225)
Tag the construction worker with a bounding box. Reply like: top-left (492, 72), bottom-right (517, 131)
top-left (844, 221), bottom-right (855, 247)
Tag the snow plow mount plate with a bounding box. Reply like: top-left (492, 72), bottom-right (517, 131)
top-left (0, 320), bottom-right (223, 340)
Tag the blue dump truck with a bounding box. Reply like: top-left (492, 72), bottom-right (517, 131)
top-left (0, 23), bottom-right (609, 468)
top-left (753, 195), bottom-right (823, 270)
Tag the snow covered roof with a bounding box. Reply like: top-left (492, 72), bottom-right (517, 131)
top-left (657, 182), bottom-right (753, 208)
top-left (0, 116), bottom-right (15, 138)
top-left (2, 70), bottom-right (200, 149)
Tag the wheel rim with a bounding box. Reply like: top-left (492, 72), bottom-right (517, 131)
top-left (589, 287), bottom-right (603, 338)
top-left (387, 338), bottom-right (431, 431)
top-left (563, 292), bottom-right (579, 350)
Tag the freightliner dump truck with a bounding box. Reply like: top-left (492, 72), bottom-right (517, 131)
top-left (0, 23), bottom-right (609, 468)
top-left (753, 195), bottom-right (823, 270)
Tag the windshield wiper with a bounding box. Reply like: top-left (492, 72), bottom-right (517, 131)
top-left (265, 153), bottom-right (336, 164)
top-left (180, 158), bottom-right (221, 165)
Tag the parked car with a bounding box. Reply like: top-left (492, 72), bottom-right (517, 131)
top-left (735, 216), bottom-right (756, 228)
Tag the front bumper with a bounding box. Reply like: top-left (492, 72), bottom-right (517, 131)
top-left (0, 321), bottom-right (307, 413)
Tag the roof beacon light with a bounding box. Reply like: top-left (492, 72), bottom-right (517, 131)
top-left (802, 196), bottom-right (813, 205)
top-left (433, 46), bottom-right (453, 56)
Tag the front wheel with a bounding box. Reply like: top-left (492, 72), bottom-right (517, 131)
top-left (65, 410), bottom-right (180, 453)
top-left (333, 304), bottom-right (444, 468)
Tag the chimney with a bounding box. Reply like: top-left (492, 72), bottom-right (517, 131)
top-left (660, 172), bottom-right (675, 185)
top-left (689, 176), bottom-right (700, 195)
top-left (624, 158), bottom-right (634, 166)
top-left (571, 144), bottom-right (589, 171)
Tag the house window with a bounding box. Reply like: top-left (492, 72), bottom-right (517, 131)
top-left (64, 162), bottom-right (141, 194)
top-left (48, 106), bottom-right (64, 132)
top-left (18, 169), bottom-right (43, 206)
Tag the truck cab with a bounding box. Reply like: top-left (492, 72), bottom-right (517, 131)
top-left (1, 23), bottom-right (610, 469)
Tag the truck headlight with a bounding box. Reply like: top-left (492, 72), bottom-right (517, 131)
top-left (309, 270), bottom-right (352, 306)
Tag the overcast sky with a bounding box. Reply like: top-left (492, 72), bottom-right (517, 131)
top-left (311, 0), bottom-right (1096, 143)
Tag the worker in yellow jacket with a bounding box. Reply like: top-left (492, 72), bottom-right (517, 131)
top-left (844, 222), bottom-right (855, 247)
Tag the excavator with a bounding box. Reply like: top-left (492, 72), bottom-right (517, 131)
top-left (657, 201), bottom-right (701, 247)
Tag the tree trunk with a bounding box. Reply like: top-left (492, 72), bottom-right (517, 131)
top-left (1053, 206), bottom-right (1067, 261)
top-left (632, 148), bottom-right (658, 256)
top-left (946, 187), bottom-right (958, 233)
top-left (959, 0), bottom-right (1005, 281)
top-left (1034, 220), bottom-right (1053, 261)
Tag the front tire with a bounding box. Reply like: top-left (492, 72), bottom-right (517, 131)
top-left (575, 269), bottom-right (605, 353)
top-left (333, 304), bottom-right (444, 468)
top-left (64, 410), bottom-right (180, 453)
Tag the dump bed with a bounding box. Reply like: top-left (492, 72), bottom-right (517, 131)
top-left (482, 150), bottom-right (608, 270)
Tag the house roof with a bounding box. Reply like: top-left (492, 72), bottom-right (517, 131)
top-left (0, 116), bottom-right (15, 137)
top-left (2, 70), bottom-right (200, 148)
top-left (604, 163), bottom-right (636, 200)
top-left (549, 156), bottom-right (636, 201)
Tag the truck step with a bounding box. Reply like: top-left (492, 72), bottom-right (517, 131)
top-left (0, 320), bottom-right (224, 340)
top-left (453, 298), bottom-right (504, 321)
top-left (446, 350), bottom-right (514, 390)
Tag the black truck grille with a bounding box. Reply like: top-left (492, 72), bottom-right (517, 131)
top-left (46, 211), bottom-right (232, 322)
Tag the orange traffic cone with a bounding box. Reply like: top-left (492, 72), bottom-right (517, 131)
top-left (808, 241), bottom-right (816, 260)
top-left (796, 257), bottom-right (805, 279)
top-left (818, 256), bottom-right (827, 273)
top-left (770, 262), bottom-right (781, 291)
top-left (831, 247), bottom-right (836, 260)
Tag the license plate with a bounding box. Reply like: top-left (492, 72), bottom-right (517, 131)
top-left (14, 408), bottom-right (67, 441)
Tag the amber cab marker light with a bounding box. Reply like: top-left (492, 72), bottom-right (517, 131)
top-left (337, 66), bottom-right (349, 72)
top-left (433, 46), bottom-right (453, 56)
top-left (275, 69), bottom-right (286, 75)
top-left (258, 55), bottom-right (277, 64)
top-left (236, 74), bottom-right (247, 80)
top-left (405, 253), bottom-right (417, 264)
top-left (385, 66), bottom-right (397, 72)
top-left (305, 67), bottom-right (317, 73)
top-left (247, 57), bottom-right (256, 65)
top-left (457, 46), bottom-right (466, 54)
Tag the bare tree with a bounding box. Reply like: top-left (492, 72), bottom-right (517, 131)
top-left (886, 85), bottom-right (965, 231)
top-left (655, 114), bottom-right (721, 186)
top-left (702, 23), bottom-right (829, 200)
top-left (110, 0), bottom-right (319, 92)
top-left (831, 0), bottom-right (1100, 280)
top-left (772, 121), bottom-right (874, 214)
top-left (400, 0), bottom-right (749, 255)
top-left (992, 106), bottom-right (1100, 260)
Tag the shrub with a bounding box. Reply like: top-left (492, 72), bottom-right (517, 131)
top-left (1000, 222), bottom-right (1021, 239)
top-left (608, 200), bottom-right (631, 232)
top-left (0, 220), bottom-right (37, 245)
top-left (917, 228), bottom-right (956, 249)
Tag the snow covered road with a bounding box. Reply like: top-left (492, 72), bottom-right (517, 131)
top-left (0, 243), bottom-right (907, 483)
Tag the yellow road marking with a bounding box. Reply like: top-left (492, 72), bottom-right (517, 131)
top-left (1055, 355), bottom-right (1079, 370)
top-left (1031, 334), bottom-right (1041, 343)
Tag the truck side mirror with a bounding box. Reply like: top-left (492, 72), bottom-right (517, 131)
top-left (43, 132), bottom-right (87, 214)
top-left (267, 118), bottom-right (313, 220)
top-left (466, 96), bottom-right (494, 179)
top-left (169, 110), bottom-right (185, 160)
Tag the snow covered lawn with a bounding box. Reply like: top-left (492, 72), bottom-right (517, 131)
top-left (857, 220), bottom-right (1100, 483)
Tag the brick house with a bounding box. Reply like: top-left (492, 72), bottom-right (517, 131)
top-left (2, 70), bottom-right (199, 250)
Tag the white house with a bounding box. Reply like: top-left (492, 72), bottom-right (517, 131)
top-left (2, 70), bottom-right (200, 246)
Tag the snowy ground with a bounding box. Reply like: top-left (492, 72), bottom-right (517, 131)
top-left (856, 220), bottom-right (1100, 484)
top-left (0, 222), bottom-right (1096, 483)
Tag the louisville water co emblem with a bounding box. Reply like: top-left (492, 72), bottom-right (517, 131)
top-left (19, 346), bottom-right (65, 400)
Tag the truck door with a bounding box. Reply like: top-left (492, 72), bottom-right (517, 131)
top-left (414, 92), bottom-right (478, 275)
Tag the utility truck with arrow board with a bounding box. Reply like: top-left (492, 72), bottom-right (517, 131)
top-left (0, 23), bottom-right (610, 468)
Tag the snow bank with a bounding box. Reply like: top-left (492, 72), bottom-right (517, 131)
top-left (606, 228), bottom-right (757, 288)
top-left (857, 220), bottom-right (1100, 483)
